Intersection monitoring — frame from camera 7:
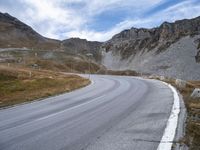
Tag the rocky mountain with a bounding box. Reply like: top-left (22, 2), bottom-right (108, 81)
top-left (0, 13), bottom-right (60, 50)
top-left (0, 12), bottom-right (101, 59)
top-left (0, 12), bottom-right (103, 73)
top-left (102, 16), bottom-right (200, 80)
top-left (1, 12), bottom-right (200, 80)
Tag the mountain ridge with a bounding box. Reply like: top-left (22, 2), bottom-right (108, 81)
top-left (0, 12), bottom-right (200, 80)
top-left (0, 12), bottom-right (102, 60)
top-left (101, 15), bottom-right (200, 80)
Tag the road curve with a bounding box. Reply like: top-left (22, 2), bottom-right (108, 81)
top-left (0, 75), bottom-right (181, 150)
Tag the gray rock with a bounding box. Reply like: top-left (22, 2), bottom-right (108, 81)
top-left (175, 79), bottom-right (187, 88)
top-left (196, 50), bottom-right (200, 62)
top-left (159, 76), bottom-right (166, 81)
top-left (191, 88), bottom-right (200, 98)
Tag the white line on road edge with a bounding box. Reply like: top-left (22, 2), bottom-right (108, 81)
top-left (157, 82), bottom-right (180, 150)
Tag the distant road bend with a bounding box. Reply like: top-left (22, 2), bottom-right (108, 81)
top-left (0, 75), bottom-right (183, 150)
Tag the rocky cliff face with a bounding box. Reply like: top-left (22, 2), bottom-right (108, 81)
top-left (102, 16), bottom-right (200, 80)
top-left (195, 39), bottom-right (200, 63)
top-left (61, 38), bottom-right (102, 62)
top-left (103, 16), bottom-right (200, 57)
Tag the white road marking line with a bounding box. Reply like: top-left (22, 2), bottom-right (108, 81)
top-left (157, 82), bottom-right (180, 150)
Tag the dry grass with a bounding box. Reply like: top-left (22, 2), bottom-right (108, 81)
top-left (0, 65), bottom-right (90, 108)
top-left (2, 57), bottom-right (102, 74)
top-left (182, 82), bottom-right (200, 150)
top-left (97, 69), bottom-right (139, 76)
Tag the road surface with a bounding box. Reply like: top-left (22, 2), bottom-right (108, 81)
top-left (0, 75), bottom-right (183, 150)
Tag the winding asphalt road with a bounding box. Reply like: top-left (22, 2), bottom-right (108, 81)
top-left (0, 75), bottom-right (182, 150)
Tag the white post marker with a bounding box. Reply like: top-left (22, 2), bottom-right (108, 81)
top-left (86, 53), bottom-right (93, 79)
top-left (157, 82), bottom-right (180, 150)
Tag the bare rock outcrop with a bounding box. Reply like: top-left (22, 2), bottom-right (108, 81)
top-left (196, 50), bottom-right (200, 63)
top-left (175, 79), bottom-right (187, 89)
top-left (191, 88), bottom-right (200, 98)
top-left (61, 38), bottom-right (102, 62)
top-left (102, 16), bottom-right (200, 80)
top-left (104, 16), bottom-right (200, 57)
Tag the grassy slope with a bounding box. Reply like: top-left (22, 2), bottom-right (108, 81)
top-left (0, 65), bottom-right (90, 108)
top-left (0, 50), bottom-right (102, 73)
top-left (180, 81), bottom-right (200, 150)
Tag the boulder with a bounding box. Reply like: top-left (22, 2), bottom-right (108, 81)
top-left (195, 50), bottom-right (200, 63)
top-left (191, 88), bottom-right (200, 98)
top-left (175, 79), bottom-right (187, 88)
top-left (159, 76), bottom-right (165, 80)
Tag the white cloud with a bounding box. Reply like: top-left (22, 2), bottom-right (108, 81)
top-left (20, 0), bottom-right (86, 31)
top-left (66, 19), bottom-right (151, 41)
top-left (1, 0), bottom-right (163, 40)
top-left (72, 0), bottom-right (200, 41)
top-left (85, 0), bottom-right (162, 16)
top-left (157, 1), bottom-right (200, 21)
top-left (0, 0), bottom-right (200, 41)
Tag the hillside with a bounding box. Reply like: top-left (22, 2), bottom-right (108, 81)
top-left (102, 16), bottom-right (200, 80)
top-left (61, 38), bottom-right (102, 62)
top-left (0, 13), bottom-right (60, 50)
top-left (0, 12), bottom-right (102, 55)
top-left (0, 12), bottom-right (103, 73)
top-left (1, 12), bottom-right (200, 79)
top-left (0, 65), bottom-right (90, 107)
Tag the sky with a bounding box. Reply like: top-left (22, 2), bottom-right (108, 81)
top-left (0, 0), bottom-right (200, 41)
